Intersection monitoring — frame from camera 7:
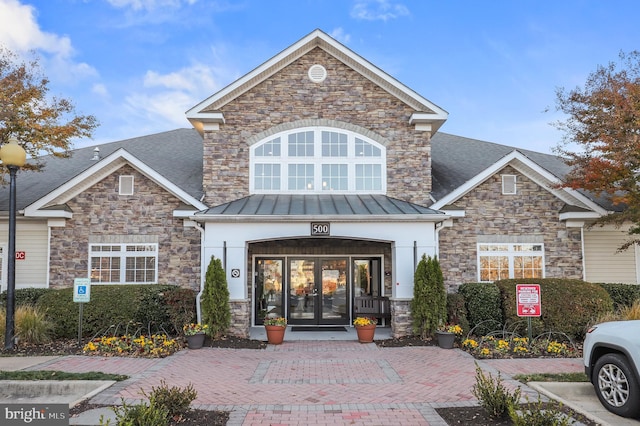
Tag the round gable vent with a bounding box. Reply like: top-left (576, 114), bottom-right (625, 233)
top-left (308, 64), bottom-right (327, 83)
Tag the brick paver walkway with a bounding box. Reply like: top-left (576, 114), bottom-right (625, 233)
top-left (32, 342), bottom-right (584, 425)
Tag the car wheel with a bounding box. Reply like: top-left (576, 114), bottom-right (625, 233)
top-left (593, 353), bottom-right (640, 418)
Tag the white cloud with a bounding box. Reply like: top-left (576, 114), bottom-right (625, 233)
top-left (0, 0), bottom-right (72, 56)
top-left (0, 0), bottom-right (98, 84)
top-left (107, 0), bottom-right (198, 12)
top-left (123, 62), bottom-right (220, 129)
top-left (124, 90), bottom-right (194, 128)
top-left (92, 83), bottom-right (109, 98)
top-left (351, 0), bottom-right (410, 21)
top-left (330, 28), bottom-right (351, 44)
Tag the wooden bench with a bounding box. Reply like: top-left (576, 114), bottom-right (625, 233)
top-left (354, 296), bottom-right (391, 320)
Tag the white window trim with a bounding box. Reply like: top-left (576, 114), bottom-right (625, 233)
top-left (0, 245), bottom-right (5, 292)
top-left (250, 127), bottom-right (386, 194)
top-left (89, 243), bottom-right (158, 284)
top-left (119, 175), bottom-right (134, 195)
top-left (502, 175), bottom-right (517, 195)
top-left (477, 242), bottom-right (545, 282)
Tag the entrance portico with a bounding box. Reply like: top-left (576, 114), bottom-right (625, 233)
top-left (195, 194), bottom-right (445, 337)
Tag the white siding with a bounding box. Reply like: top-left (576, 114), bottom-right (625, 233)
top-left (584, 227), bottom-right (637, 284)
top-left (0, 220), bottom-right (49, 289)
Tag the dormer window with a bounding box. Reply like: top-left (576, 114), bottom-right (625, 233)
top-left (251, 127), bottom-right (386, 194)
top-left (502, 175), bottom-right (516, 195)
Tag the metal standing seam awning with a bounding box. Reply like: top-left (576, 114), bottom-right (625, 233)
top-left (193, 194), bottom-right (447, 222)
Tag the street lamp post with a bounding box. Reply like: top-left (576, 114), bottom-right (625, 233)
top-left (0, 137), bottom-right (26, 350)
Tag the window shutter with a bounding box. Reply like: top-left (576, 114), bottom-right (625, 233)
top-left (119, 175), bottom-right (134, 195)
top-left (502, 175), bottom-right (516, 195)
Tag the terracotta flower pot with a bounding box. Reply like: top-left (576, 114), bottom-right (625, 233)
top-left (355, 324), bottom-right (376, 343)
top-left (186, 333), bottom-right (205, 349)
top-left (265, 325), bottom-right (286, 345)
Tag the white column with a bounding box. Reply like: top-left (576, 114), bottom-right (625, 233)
top-left (392, 239), bottom-right (437, 299)
top-left (202, 239), bottom-right (247, 300)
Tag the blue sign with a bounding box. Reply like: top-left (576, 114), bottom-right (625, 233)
top-left (73, 278), bottom-right (91, 303)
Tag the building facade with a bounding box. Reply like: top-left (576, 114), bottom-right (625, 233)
top-left (1, 30), bottom-right (637, 338)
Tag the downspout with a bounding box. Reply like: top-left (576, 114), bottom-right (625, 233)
top-left (413, 241), bottom-right (417, 270)
top-left (193, 221), bottom-right (205, 323)
top-left (223, 241), bottom-right (227, 270)
top-left (435, 221), bottom-right (444, 259)
top-left (580, 225), bottom-right (586, 281)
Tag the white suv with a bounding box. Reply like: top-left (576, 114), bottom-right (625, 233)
top-left (583, 320), bottom-right (640, 418)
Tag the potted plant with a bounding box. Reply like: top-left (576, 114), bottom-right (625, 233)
top-left (263, 316), bottom-right (287, 345)
top-left (183, 323), bottom-right (209, 349)
top-left (436, 323), bottom-right (462, 349)
top-left (353, 317), bottom-right (377, 343)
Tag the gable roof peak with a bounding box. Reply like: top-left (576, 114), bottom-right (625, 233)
top-left (186, 29), bottom-right (448, 135)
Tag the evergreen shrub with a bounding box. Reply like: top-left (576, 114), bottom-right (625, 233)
top-left (201, 256), bottom-right (231, 339)
top-left (598, 282), bottom-right (640, 310)
top-left (458, 283), bottom-right (503, 336)
top-left (0, 288), bottom-right (53, 307)
top-left (495, 278), bottom-right (613, 340)
top-left (446, 292), bottom-right (470, 334)
top-left (36, 285), bottom-right (197, 339)
top-left (411, 254), bottom-right (446, 339)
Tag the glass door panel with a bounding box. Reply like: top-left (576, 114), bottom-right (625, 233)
top-left (287, 257), bottom-right (350, 325)
top-left (353, 258), bottom-right (381, 297)
top-left (289, 259), bottom-right (317, 322)
top-left (254, 258), bottom-right (283, 325)
top-left (321, 258), bottom-right (348, 323)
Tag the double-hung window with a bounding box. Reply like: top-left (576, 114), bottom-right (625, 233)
top-left (90, 243), bottom-right (158, 284)
top-left (251, 127), bottom-right (386, 193)
top-left (478, 243), bottom-right (544, 282)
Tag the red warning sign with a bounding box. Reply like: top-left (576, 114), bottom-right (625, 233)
top-left (516, 284), bottom-right (541, 317)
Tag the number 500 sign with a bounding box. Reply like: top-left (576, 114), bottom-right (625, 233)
top-left (311, 222), bottom-right (330, 236)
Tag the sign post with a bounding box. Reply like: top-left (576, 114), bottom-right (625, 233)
top-left (73, 278), bottom-right (91, 346)
top-left (516, 284), bottom-right (541, 341)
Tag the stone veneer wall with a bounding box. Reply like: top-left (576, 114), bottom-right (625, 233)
top-left (438, 165), bottom-right (583, 291)
top-left (390, 299), bottom-right (412, 338)
top-left (229, 300), bottom-right (250, 338)
top-left (201, 47), bottom-right (432, 207)
top-left (49, 165), bottom-right (201, 289)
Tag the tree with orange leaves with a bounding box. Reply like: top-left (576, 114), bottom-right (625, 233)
top-left (0, 46), bottom-right (98, 173)
top-left (554, 51), bottom-right (640, 250)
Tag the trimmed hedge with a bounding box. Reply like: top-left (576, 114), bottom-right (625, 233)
top-left (36, 285), bottom-right (197, 339)
top-left (0, 288), bottom-right (53, 307)
top-left (495, 278), bottom-right (613, 340)
top-left (458, 283), bottom-right (503, 336)
top-left (598, 283), bottom-right (640, 310)
top-left (446, 292), bottom-right (470, 335)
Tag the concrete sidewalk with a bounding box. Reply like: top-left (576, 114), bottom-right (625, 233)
top-left (2, 341), bottom-right (639, 425)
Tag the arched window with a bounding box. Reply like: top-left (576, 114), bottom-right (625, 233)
top-left (250, 127), bottom-right (386, 194)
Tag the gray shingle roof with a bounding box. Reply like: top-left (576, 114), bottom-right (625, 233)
top-left (0, 128), bottom-right (609, 214)
top-left (430, 132), bottom-right (572, 201)
top-left (0, 129), bottom-right (203, 211)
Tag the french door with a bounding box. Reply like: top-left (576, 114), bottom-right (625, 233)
top-left (254, 256), bottom-right (382, 326)
top-left (288, 258), bottom-right (349, 325)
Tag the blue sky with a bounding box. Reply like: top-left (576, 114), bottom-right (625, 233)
top-left (0, 0), bottom-right (638, 154)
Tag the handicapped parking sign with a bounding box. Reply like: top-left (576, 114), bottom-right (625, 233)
top-left (73, 278), bottom-right (91, 303)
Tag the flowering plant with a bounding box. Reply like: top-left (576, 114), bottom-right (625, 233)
top-left (183, 323), bottom-right (209, 336)
top-left (438, 323), bottom-right (463, 335)
top-left (83, 334), bottom-right (179, 358)
top-left (264, 317), bottom-right (287, 326)
top-left (353, 317), bottom-right (377, 327)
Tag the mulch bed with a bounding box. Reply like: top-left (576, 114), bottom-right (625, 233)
top-left (1, 336), bottom-right (597, 426)
top-left (68, 398), bottom-right (229, 426)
